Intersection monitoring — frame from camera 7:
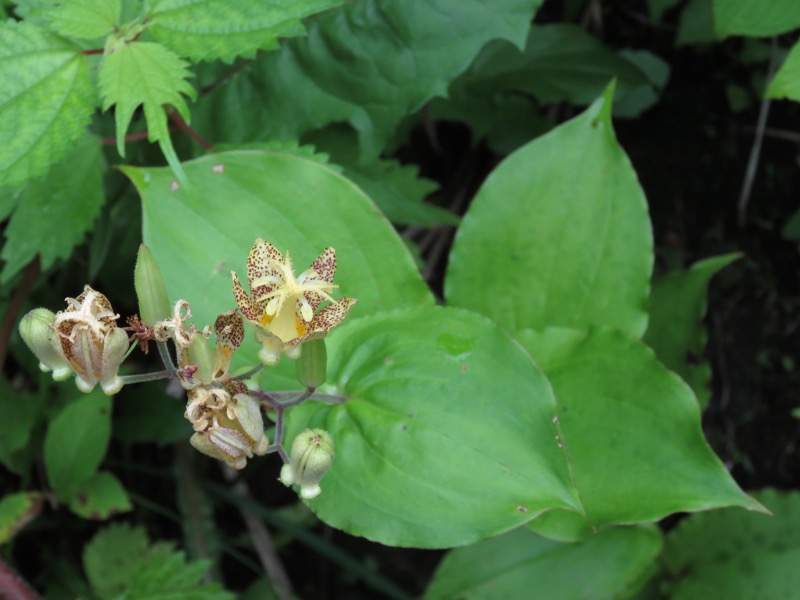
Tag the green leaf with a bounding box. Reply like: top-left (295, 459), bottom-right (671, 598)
top-left (48, 0), bottom-right (121, 39)
top-left (643, 253), bottom-right (741, 409)
top-left (446, 84), bottom-right (653, 338)
top-left (84, 523), bottom-right (152, 600)
top-left (0, 378), bottom-right (44, 474)
top-left (766, 40), bottom-right (800, 102)
top-left (0, 492), bottom-right (43, 544)
top-left (677, 0), bottom-right (716, 46)
top-left (308, 126), bottom-right (458, 226)
top-left (517, 326), bottom-right (764, 529)
top-left (99, 39), bottom-right (196, 183)
top-left (191, 0), bottom-right (543, 159)
top-left (126, 549), bottom-right (234, 600)
top-left (713, 0), bottom-right (800, 37)
top-left (44, 391), bottom-right (111, 497)
top-left (1, 133), bottom-right (104, 283)
top-left (283, 306), bottom-right (582, 549)
top-left (146, 0), bottom-right (342, 62)
top-left (424, 525), bottom-right (662, 600)
top-left (67, 471), bottom-right (132, 520)
top-left (663, 490), bottom-right (800, 599)
top-left (0, 21), bottom-right (94, 188)
top-left (647, 0), bottom-right (682, 21)
top-left (122, 151), bottom-right (433, 346)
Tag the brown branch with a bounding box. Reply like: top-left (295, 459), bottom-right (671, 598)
top-left (0, 259), bottom-right (40, 371)
top-left (82, 48), bottom-right (104, 55)
top-left (169, 111), bottom-right (214, 150)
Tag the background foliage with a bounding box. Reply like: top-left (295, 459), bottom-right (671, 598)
top-left (2, 0), bottom-right (799, 598)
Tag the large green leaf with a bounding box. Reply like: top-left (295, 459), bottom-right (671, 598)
top-left (190, 0), bottom-right (542, 159)
top-left (663, 490), bottom-right (800, 599)
top-left (99, 39), bottom-right (196, 183)
top-left (1, 133), bottom-right (105, 283)
top-left (713, 0), bottom-right (800, 37)
top-left (47, 0), bottom-right (120, 40)
top-left (517, 327), bottom-right (764, 529)
top-left (146, 0), bottom-right (341, 62)
top-left (424, 525), bottom-right (662, 600)
top-left (67, 471), bottom-right (132, 520)
top-left (44, 391), bottom-right (111, 497)
top-left (0, 21), bottom-right (94, 188)
top-left (446, 84), bottom-right (653, 338)
top-left (123, 151), bottom-right (433, 344)
top-left (766, 40), bottom-right (800, 102)
top-left (84, 523), bottom-right (151, 600)
top-left (644, 253), bottom-right (741, 409)
top-left (282, 306), bottom-right (582, 548)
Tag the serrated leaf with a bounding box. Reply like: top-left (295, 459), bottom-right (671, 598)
top-left (517, 326), bottom-right (764, 529)
top-left (84, 523), bottom-right (151, 600)
top-left (283, 306), bottom-right (582, 548)
top-left (644, 253), bottom-right (741, 409)
top-left (121, 151), bottom-right (434, 360)
top-left (445, 84), bottom-right (653, 338)
top-left (663, 490), bottom-right (800, 599)
top-left (424, 525), bottom-right (662, 600)
top-left (766, 40), bottom-right (800, 102)
top-left (0, 492), bottom-right (43, 544)
top-left (44, 391), bottom-right (111, 497)
top-left (99, 39), bottom-right (195, 182)
top-left (146, 0), bottom-right (341, 62)
top-left (191, 0), bottom-right (543, 159)
top-left (0, 21), bottom-right (94, 188)
top-left (67, 471), bottom-right (132, 520)
top-left (48, 0), bottom-right (120, 39)
top-left (713, 0), bottom-right (800, 37)
top-left (1, 133), bottom-right (104, 283)
top-left (126, 551), bottom-right (234, 600)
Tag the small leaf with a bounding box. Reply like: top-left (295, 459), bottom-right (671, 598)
top-left (1, 133), bottom-right (104, 283)
top-left (67, 471), bottom-right (132, 520)
top-left (0, 492), bottom-right (43, 545)
top-left (644, 253), bottom-right (741, 409)
top-left (517, 326), bottom-right (765, 528)
top-left (424, 525), bottom-right (662, 600)
top-left (44, 391), bottom-right (111, 497)
top-left (446, 84), bottom-right (653, 338)
top-left (0, 21), bottom-right (94, 188)
top-left (146, 0), bottom-right (342, 62)
top-left (48, 0), bottom-right (121, 39)
top-left (0, 378), bottom-right (44, 474)
top-left (766, 40), bottom-right (800, 102)
top-left (99, 39), bottom-right (196, 183)
top-left (84, 523), bottom-right (151, 600)
top-left (126, 549), bottom-right (234, 599)
top-left (284, 306), bottom-right (582, 548)
top-left (713, 0), bottom-right (800, 37)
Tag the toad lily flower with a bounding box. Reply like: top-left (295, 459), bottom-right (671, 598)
top-left (51, 285), bottom-right (130, 395)
top-left (231, 239), bottom-right (357, 365)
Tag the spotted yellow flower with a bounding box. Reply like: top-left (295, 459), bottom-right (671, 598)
top-left (231, 239), bottom-right (357, 364)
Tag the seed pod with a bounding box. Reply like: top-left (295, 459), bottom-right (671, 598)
top-left (280, 428), bottom-right (334, 500)
top-left (295, 338), bottom-right (327, 389)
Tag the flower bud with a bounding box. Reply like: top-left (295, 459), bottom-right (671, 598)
top-left (183, 335), bottom-right (214, 386)
top-left (134, 244), bottom-right (171, 325)
top-left (99, 327), bottom-right (130, 395)
top-left (229, 393), bottom-right (268, 452)
top-left (190, 430), bottom-right (248, 470)
top-left (18, 308), bottom-right (72, 381)
top-left (295, 338), bottom-right (327, 389)
top-left (280, 428), bottom-right (334, 500)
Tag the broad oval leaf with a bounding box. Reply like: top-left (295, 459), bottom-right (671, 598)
top-left (123, 151), bottom-right (433, 339)
top-left (283, 306), bottom-right (582, 549)
top-left (713, 0), bottom-right (800, 37)
top-left (0, 21), bottom-right (94, 188)
top-left (445, 83), bottom-right (653, 338)
top-left (517, 326), bottom-right (764, 529)
top-left (766, 39), bottom-right (800, 102)
top-left (424, 525), bottom-right (662, 600)
top-left (44, 392), bottom-right (112, 497)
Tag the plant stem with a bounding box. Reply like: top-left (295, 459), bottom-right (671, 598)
top-left (233, 363), bottom-right (265, 381)
top-left (120, 369), bottom-right (173, 385)
top-left (157, 340), bottom-right (177, 372)
top-left (269, 406), bottom-right (290, 463)
top-left (169, 111), bottom-right (213, 150)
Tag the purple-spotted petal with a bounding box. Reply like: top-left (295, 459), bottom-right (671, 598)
top-left (286, 297), bottom-right (358, 346)
top-left (247, 239), bottom-right (283, 302)
top-left (231, 271), bottom-right (262, 322)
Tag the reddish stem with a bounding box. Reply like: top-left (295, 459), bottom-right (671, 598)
top-left (82, 48), bottom-right (104, 55)
top-left (169, 111), bottom-right (214, 150)
top-left (0, 558), bottom-right (41, 600)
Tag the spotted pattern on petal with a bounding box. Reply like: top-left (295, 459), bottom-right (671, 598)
top-left (287, 297), bottom-right (358, 346)
top-left (306, 247), bottom-right (337, 312)
top-left (248, 239), bottom-right (284, 304)
top-left (222, 378), bottom-right (249, 397)
top-left (215, 310), bottom-right (244, 350)
top-left (232, 272), bottom-right (262, 322)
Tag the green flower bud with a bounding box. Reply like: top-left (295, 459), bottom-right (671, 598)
top-left (184, 335), bottom-right (214, 385)
top-left (280, 428), bottom-right (334, 500)
top-left (230, 393), bottom-right (268, 452)
top-left (18, 308), bottom-right (72, 381)
top-left (295, 338), bottom-right (327, 389)
top-left (190, 430), bottom-right (248, 470)
top-left (134, 244), bottom-right (171, 325)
